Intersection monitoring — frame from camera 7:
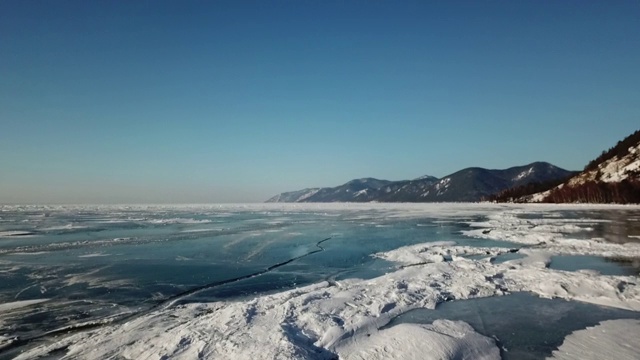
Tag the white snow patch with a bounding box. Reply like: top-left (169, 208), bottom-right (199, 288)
top-left (549, 319), bottom-right (640, 360)
top-left (296, 189), bottom-right (321, 202)
top-left (434, 178), bottom-right (451, 193)
top-left (354, 189), bottom-right (368, 197)
top-left (7, 251), bottom-right (49, 256)
top-left (0, 299), bottom-right (49, 312)
top-left (513, 167), bottom-right (535, 181)
top-left (78, 253), bottom-right (110, 258)
top-left (530, 189), bottom-right (551, 202)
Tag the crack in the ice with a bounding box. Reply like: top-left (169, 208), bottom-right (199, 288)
top-left (0, 237), bottom-right (334, 358)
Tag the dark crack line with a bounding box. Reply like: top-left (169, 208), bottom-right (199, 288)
top-left (399, 261), bottom-right (433, 269)
top-left (159, 236), bottom-right (333, 309)
top-left (0, 237), bottom-right (333, 358)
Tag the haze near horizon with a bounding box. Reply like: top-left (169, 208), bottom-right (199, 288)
top-left (1, 1), bottom-right (639, 203)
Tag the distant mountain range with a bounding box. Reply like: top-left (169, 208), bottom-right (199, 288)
top-left (266, 162), bottom-right (575, 203)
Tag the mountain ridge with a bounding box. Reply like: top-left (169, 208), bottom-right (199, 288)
top-left (266, 161), bottom-right (574, 203)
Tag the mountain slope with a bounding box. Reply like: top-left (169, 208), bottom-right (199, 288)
top-left (529, 130), bottom-right (640, 203)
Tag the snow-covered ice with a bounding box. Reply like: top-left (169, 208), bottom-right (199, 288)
top-left (549, 319), bottom-right (640, 360)
top-left (2, 203), bottom-right (640, 359)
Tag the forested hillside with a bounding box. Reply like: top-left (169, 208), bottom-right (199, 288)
top-left (495, 129), bottom-right (640, 204)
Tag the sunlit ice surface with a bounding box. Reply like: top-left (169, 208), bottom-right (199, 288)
top-left (0, 203), bottom-right (639, 359)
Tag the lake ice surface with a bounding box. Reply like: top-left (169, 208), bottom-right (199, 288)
top-left (0, 203), bottom-right (639, 359)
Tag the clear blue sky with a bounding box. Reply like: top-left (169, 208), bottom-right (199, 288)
top-left (1, 1), bottom-right (639, 203)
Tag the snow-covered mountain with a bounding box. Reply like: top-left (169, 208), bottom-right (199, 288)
top-left (267, 178), bottom-right (394, 203)
top-left (381, 162), bottom-right (573, 202)
top-left (302, 178), bottom-right (394, 202)
top-left (267, 162), bottom-right (573, 203)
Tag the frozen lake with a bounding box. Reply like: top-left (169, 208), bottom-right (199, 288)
top-left (1, 203), bottom-right (639, 359)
